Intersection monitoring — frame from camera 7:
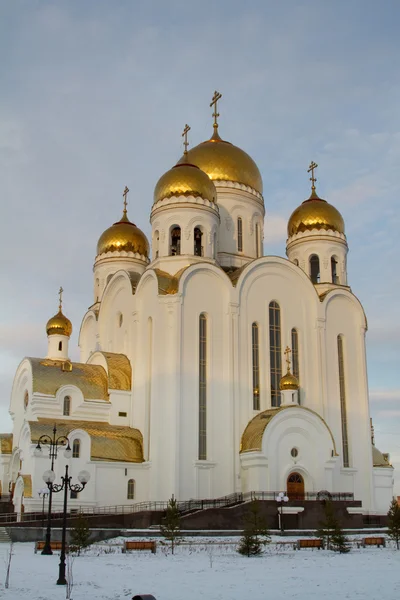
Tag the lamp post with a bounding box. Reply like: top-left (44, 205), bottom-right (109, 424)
top-left (34, 424), bottom-right (71, 555)
top-left (37, 488), bottom-right (49, 528)
top-left (275, 491), bottom-right (289, 534)
top-left (44, 465), bottom-right (90, 585)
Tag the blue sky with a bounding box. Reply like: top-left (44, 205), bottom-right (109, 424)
top-left (1, 1), bottom-right (399, 491)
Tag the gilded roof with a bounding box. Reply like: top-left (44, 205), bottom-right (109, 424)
top-left (98, 352), bottom-right (131, 391)
top-left (21, 474), bottom-right (32, 498)
top-left (154, 162), bottom-right (217, 204)
top-left (180, 130), bottom-right (263, 194)
top-left (97, 211), bottom-right (149, 258)
top-left (28, 358), bottom-right (109, 401)
top-left (30, 419), bottom-right (144, 463)
top-left (372, 445), bottom-right (392, 467)
top-left (0, 434), bottom-right (13, 454)
top-left (288, 191), bottom-right (345, 237)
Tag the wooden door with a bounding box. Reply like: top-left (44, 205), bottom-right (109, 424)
top-left (287, 472), bottom-right (304, 500)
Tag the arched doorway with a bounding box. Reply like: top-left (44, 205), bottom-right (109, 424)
top-left (287, 472), bottom-right (305, 500)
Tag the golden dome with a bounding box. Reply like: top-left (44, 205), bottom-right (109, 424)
top-left (46, 310), bottom-right (72, 338)
top-left (97, 211), bottom-right (149, 257)
top-left (154, 162), bottom-right (217, 205)
top-left (179, 129), bottom-right (263, 195)
top-left (288, 190), bottom-right (345, 237)
top-left (280, 371), bottom-right (299, 391)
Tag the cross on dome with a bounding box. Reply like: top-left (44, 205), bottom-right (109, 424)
top-left (122, 186), bottom-right (129, 217)
top-left (58, 286), bottom-right (63, 311)
top-left (182, 124), bottom-right (191, 156)
top-left (210, 90), bottom-right (222, 134)
top-left (307, 161), bottom-right (318, 194)
top-left (284, 346), bottom-right (292, 373)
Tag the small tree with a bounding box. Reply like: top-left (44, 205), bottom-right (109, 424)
top-left (69, 512), bottom-right (91, 556)
top-left (316, 501), bottom-right (338, 549)
top-left (387, 497), bottom-right (400, 549)
top-left (237, 499), bottom-right (270, 557)
top-left (330, 522), bottom-right (350, 553)
top-left (160, 496), bottom-right (182, 555)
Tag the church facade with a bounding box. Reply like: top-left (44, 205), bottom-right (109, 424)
top-left (0, 95), bottom-right (393, 517)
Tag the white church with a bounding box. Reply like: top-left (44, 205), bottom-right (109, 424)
top-left (0, 93), bottom-right (393, 518)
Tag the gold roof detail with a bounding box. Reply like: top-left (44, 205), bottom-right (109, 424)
top-left (28, 357), bottom-right (109, 400)
top-left (372, 445), bottom-right (392, 468)
top-left (97, 352), bottom-right (132, 391)
top-left (46, 287), bottom-right (72, 337)
top-left (97, 205), bottom-right (149, 258)
top-left (30, 419), bottom-right (144, 463)
top-left (154, 162), bottom-right (217, 205)
top-left (21, 474), bottom-right (32, 498)
top-left (240, 405), bottom-right (337, 454)
top-left (280, 346), bottom-right (299, 390)
top-left (0, 434), bottom-right (13, 454)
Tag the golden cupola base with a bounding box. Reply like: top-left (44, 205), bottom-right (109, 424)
top-left (97, 211), bottom-right (149, 258)
top-left (288, 189), bottom-right (345, 238)
top-left (153, 162), bottom-right (217, 205)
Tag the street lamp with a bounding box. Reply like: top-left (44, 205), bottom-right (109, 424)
top-left (37, 488), bottom-right (49, 528)
top-left (44, 465), bottom-right (90, 585)
top-left (275, 491), bottom-right (289, 534)
top-left (34, 424), bottom-right (71, 555)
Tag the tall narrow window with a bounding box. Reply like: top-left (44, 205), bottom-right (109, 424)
top-left (331, 257), bottom-right (338, 284)
top-left (127, 479), bottom-right (135, 500)
top-left (237, 217), bottom-right (243, 252)
top-left (198, 313), bottom-right (207, 460)
top-left (252, 323), bottom-right (260, 410)
top-left (154, 230), bottom-right (159, 259)
top-left (194, 227), bottom-right (203, 256)
top-left (72, 439), bottom-right (80, 458)
top-left (337, 335), bottom-right (349, 467)
top-left (291, 328), bottom-right (300, 382)
top-left (255, 223), bottom-right (260, 257)
top-left (63, 396), bottom-right (71, 416)
top-left (309, 255), bottom-right (320, 283)
top-left (58, 341), bottom-right (63, 351)
top-left (269, 301), bottom-right (282, 407)
top-left (170, 226), bottom-right (181, 255)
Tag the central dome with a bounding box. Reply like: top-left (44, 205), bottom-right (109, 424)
top-left (154, 162), bottom-right (216, 205)
top-left (97, 212), bottom-right (149, 257)
top-left (178, 130), bottom-right (263, 195)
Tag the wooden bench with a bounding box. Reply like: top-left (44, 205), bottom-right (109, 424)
top-left (122, 541), bottom-right (156, 554)
top-left (296, 538), bottom-right (322, 550)
top-left (34, 541), bottom-right (66, 553)
top-left (362, 536), bottom-right (385, 548)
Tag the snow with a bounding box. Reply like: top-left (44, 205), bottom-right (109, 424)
top-left (1, 537), bottom-right (400, 600)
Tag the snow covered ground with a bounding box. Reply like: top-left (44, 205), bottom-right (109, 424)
top-left (0, 536), bottom-right (399, 600)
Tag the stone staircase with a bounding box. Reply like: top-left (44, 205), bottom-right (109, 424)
top-left (0, 527), bottom-right (11, 543)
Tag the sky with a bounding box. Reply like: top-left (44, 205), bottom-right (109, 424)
top-left (0, 1), bottom-right (399, 492)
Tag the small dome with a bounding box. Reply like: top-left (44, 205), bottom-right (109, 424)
top-left (46, 310), bottom-right (72, 338)
top-left (154, 162), bottom-right (217, 205)
top-left (97, 212), bottom-right (149, 257)
top-left (179, 130), bottom-right (263, 195)
top-left (280, 371), bottom-right (299, 391)
top-left (288, 191), bottom-right (345, 237)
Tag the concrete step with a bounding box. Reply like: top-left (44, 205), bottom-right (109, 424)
top-left (0, 527), bottom-right (11, 543)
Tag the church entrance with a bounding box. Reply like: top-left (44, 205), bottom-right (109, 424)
top-left (287, 472), bottom-right (305, 500)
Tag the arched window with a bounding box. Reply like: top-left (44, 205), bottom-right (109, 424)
top-left (199, 313), bottom-right (207, 460)
top-left (331, 257), bottom-right (338, 284)
top-left (252, 323), bottom-right (260, 410)
top-left (309, 255), bottom-right (320, 283)
top-left (118, 313), bottom-right (123, 328)
top-left (194, 227), bottom-right (203, 256)
top-left (170, 226), bottom-right (181, 256)
top-left (337, 335), bottom-right (349, 467)
top-left (72, 439), bottom-right (80, 458)
top-left (269, 301), bottom-right (282, 407)
top-left (154, 230), bottom-right (159, 259)
top-left (24, 391), bottom-right (29, 410)
top-left (293, 259), bottom-right (299, 266)
top-left (127, 478), bottom-right (135, 500)
top-left (63, 396), bottom-right (71, 416)
top-left (58, 341), bottom-right (63, 351)
top-left (95, 278), bottom-right (100, 301)
top-left (291, 328), bottom-right (300, 383)
top-left (237, 217), bottom-right (243, 252)
top-left (255, 223), bottom-right (261, 258)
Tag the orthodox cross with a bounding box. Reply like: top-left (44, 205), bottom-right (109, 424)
top-left (123, 186), bottom-right (129, 215)
top-left (307, 161), bottom-right (318, 192)
top-left (210, 90), bottom-right (222, 130)
top-left (182, 124), bottom-right (191, 155)
top-left (58, 286), bottom-right (63, 312)
top-left (284, 346), bottom-right (292, 372)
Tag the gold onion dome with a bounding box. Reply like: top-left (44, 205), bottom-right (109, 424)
top-left (154, 161), bottom-right (217, 205)
top-left (46, 288), bottom-right (72, 337)
top-left (97, 210), bottom-right (149, 257)
top-left (178, 129), bottom-right (263, 195)
top-left (280, 371), bottom-right (299, 391)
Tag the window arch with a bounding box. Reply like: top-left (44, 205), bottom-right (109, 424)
top-left (293, 258), bottom-right (299, 266)
top-left (72, 439), bottom-right (80, 458)
top-left (269, 301), bottom-right (282, 407)
top-left (194, 227), bottom-right (203, 256)
top-left (63, 396), bottom-right (71, 416)
top-left (127, 478), bottom-right (135, 500)
top-left (291, 328), bottom-right (300, 383)
top-left (337, 335), bottom-right (349, 467)
top-left (252, 323), bottom-right (260, 410)
top-left (24, 391), bottom-right (29, 410)
top-left (170, 226), bottom-right (181, 256)
top-left (199, 313), bottom-right (207, 460)
top-left (237, 217), bottom-right (243, 252)
top-left (58, 341), bottom-right (63, 351)
top-left (331, 256), bottom-right (338, 284)
top-left (309, 254), bottom-right (320, 283)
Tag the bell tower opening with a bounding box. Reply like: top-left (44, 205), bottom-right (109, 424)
top-left (194, 227), bottom-right (203, 256)
top-left (170, 226), bottom-right (181, 256)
